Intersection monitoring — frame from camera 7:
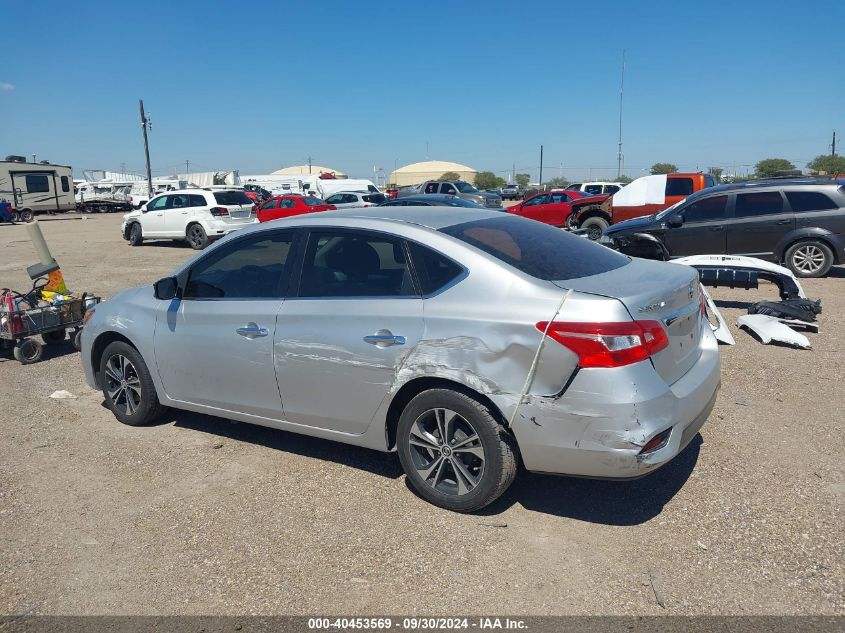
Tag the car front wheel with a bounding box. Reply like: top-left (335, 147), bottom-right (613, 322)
top-left (397, 388), bottom-right (517, 512)
top-left (785, 240), bottom-right (833, 278)
top-left (581, 217), bottom-right (609, 240)
top-left (100, 341), bottom-right (164, 426)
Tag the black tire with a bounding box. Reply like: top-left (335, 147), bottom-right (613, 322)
top-left (19, 209), bottom-right (34, 222)
top-left (128, 222), bottom-right (143, 246)
top-left (581, 216), bottom-right (609, 241)
top-left (784, 240), bottom-right (833, 278)
top-left (99, 341), bottom-right (165, 426)
top-left (41, 328), bottom-right (66, 345)
top-left (73, 329), bottom-right (83, 352)
top-left (186, 223), bottom-right (209, 250)
top-left (10, 210), bottom-right (20, 222)
top-left (13, 338), bottom-right (43, 364)
top-left (397, 388), bottom-right (517, 512)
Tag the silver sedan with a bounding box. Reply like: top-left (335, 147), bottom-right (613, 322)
top-left (80, 207), bottom-right (720, 512)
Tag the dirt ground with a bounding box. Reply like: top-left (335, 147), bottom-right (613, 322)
top-left (0, 214), bottom-right (842, 616)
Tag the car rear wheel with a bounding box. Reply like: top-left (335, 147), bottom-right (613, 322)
top-left (128, 223), bottom-right (143, 246)
top-left (581, 216), bottom-right (609, 240)
top-left (397, 388), bottom-right (517, 512)
top-left (186, 224), bottom-right (209, 250)
top-left (785, 240), bottom-right (833, 278)
top-left (100, 341), bottom-right (165, 426)
top-left (13, 338), bottom-right (43, 364)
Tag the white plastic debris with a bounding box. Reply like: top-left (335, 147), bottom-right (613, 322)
top-left (49, 390), bottom-right (77, 399)
top-left (736, 314), bottom-right (810, 349)
top-left (700, 285), bottom-right (735, 345)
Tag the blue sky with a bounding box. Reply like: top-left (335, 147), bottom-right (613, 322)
top-left (1, 0), bottom-right (842, 182)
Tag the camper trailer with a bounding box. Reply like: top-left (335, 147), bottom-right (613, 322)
top-left (0, 156), bottom-right (75, 216)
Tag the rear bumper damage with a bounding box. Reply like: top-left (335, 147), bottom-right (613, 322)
top-left (499, 325), bottom-right (720, 479)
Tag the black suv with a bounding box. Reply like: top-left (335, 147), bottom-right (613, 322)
top-left (602, 178), bottom-right (845, 277)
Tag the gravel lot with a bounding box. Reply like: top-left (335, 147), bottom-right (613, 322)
top-left (0, 214), bottom-right (842, 615)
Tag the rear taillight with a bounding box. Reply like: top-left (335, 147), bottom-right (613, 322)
top-left (639, 428), bottom-right (672, 455)
top-left (536, 320), bottom-right (669, 368)
top-left (210, 206), bottom-right (229, 217)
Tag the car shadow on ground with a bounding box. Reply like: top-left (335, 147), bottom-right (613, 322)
top-left (475, 435), bottom-right (702, 524)
top-left (0, 340), bottom-right (79, 364)
top-left (108, 405), bottom-right (701, 523)
top-left (163, 409), bottom-right (404, 479)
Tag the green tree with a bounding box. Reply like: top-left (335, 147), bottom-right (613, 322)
top-left (515, 173), bottom-right (530, 187)
top-left (807, 154), bottom-right (845, 175)
top-left (650, 163), bottom-right (678, 175)
top-left (617, 175), bottom-right (633, 184)
top-left (438, 171), bottom-right (461, 181)
top-left (474, 171), bottom-right (507, 190)
top-left (708, 167), bottom-right (724, 181)
top-left (754, 158), bottom-right (796, 177)
top-left (543, 177), bottom-right (570, 188)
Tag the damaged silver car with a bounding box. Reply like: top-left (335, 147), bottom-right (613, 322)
top-left (80, 208), bottom-right (721, 512)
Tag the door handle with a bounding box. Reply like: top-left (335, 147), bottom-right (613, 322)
top-left (709, 226), bottom-right (724, 231)
top-left (236, 322), bottom-right (269, 339)
top-left (776, 219), bottom-right (791, 225)
top-left (363, 329), bottom-right (406, 347)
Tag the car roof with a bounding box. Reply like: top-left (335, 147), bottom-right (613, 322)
top-left (279, 206), bottom-right (502, 230)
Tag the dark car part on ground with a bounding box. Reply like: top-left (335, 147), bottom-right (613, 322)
top-left (748, 298), bottom-right (822, 322)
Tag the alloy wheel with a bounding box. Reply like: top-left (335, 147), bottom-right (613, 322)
top-left (188, 226), bottom-right (204, 248)
top-left (104, 354), bottom-right (142, 416)
top-left (791, 245), bottom-right (825, 274)
top-left (407, 408), bottom-right (486, 496)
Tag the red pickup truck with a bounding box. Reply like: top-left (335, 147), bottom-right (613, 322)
top-left (568, 173), bottom-right (717, 240)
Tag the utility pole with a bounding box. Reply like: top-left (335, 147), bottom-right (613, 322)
top-left (539, 145), bottom-right (544, 188)
top-left (307, 156), bottom-right (312, 174)
top-left (185, 160), bottom-right (190, 176)
top-left (139, 99), bottom-right (153, 199)
top-left (617, 49), bottom-right (626, 179)
top-left (832, 130), bottom-right (837, 156)
top-left (512, 161), bottom-right (515, 184)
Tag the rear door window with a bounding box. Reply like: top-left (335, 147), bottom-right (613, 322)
top-left (735, 191), bottom-right (785, 218)
top-left (665, 178), bottom-right (694, 196)
top-left (605, 185), bottom-right (621, 194)
top-left (584, 184), bottom-right (602, 195)
top-left (441, 216), bottom-right (629, 281)
top-left (441, 183), bottom-right (457, 195)
top-left (785, 191), bottom-right (839, 212)
top-left (299, 231), bottom-right (416, 297)
top-left (681, 195), bottom-right (728, 222)
top-left (213, 191), bottom-right (252, 206)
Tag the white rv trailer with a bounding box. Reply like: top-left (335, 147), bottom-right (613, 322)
top-left (301, 176), bottom-right (381, 199)
top-left (0, 156), bottom-right (75, 216)
top-left (241, 174), bottom-right (306, 196)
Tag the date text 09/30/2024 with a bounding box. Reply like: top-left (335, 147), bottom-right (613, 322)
top-left (308, 617), bottom-right (527, 630)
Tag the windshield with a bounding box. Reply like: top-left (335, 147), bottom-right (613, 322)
top-left (454, 181), bottom-right (478, 193)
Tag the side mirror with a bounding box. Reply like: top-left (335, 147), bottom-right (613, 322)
top-left (667, 215), bottom-right (684, 228)
top-left (153, 276), bottom-right (179, 300)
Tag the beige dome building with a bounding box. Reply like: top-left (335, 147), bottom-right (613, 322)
top-left (272, 165), bottom-right (347, 177)
top-left (389, 160), bottom-right (477, 187)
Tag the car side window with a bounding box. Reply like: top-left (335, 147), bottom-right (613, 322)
top-left (605, 185), bottom-right (620, 194)
top-left (584, 185), bottom-right (602, 195)
top-left (325, 194), bottom-right (342, 204)
top-left (441, 183), bottom-right (457, 195)
top-left (280, 199), bottom-right (296, 209)
top-left (524, 194), bottom-right (549, 206)
top-left (424, 183), bottom-right (439, 194)
top-left (550, 193), bottom-right (567, 203)
top-left (147, 196), bottom-right (168, 211)
top-left (666, 178), bottom-right (694, 196)
top-left (680, 195), bottom-right (728, 223)
top-left (785, 191), bottom-right (838, 212)
top-left (735, 192), bottom-right (784, 218)
top-left (408, 242), bottom-right (464, 295)
top-left (184, 232), bottom-right (294, 299)
top-left (299, 231), bottom-right (416, 298)
top-left (168, 194), bottom-right (190, 209)
top-left (189, 194), bottom-right (207, 207)
top-left (260, 199), bottom-right (279, 210)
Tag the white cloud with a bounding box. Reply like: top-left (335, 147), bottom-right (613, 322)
top-left (0, 82), bottom-right (14, 90)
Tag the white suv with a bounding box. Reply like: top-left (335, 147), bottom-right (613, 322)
top-left (566, 181), bottom-right (625, 195)
top-left (324, 191), bottom-right (387, 209)
top-left (121, 189), bottom-right (257, 250)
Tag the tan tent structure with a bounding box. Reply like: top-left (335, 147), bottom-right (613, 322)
top-left (389, 160), bottom-right (477, 187)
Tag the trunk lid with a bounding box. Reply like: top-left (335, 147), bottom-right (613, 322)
top-left (554, 259), bottom-right (702, 385)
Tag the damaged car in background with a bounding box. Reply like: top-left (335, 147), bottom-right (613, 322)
top-left (80, 209), bottom-right (720, 512)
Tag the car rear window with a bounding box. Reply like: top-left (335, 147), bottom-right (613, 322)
top-left (785, 190), bottom-right (839, 212)
top-left (441, 215), bottom-right (629, 281)
top-left (213, 191), bottom-right (252, 205)
top-left (665, 178), bottom-right (694, 196)
top-left (363, 194), bottom-right (386, 204)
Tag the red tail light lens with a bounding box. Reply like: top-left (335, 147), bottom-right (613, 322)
top-left (639, 428), bottom-right (672, 454)
top-left (210, 206), bottom-right (229, 217)
top-left (536, 320), bottom-right (669, 368)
